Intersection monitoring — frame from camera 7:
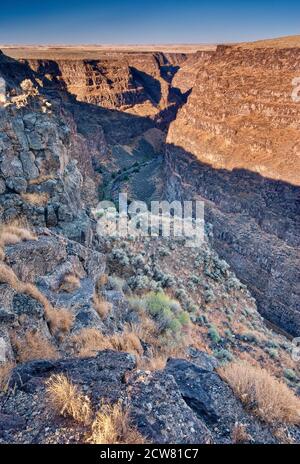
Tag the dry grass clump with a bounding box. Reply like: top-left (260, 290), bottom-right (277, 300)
top-left (28, 174), bottom-right (55, 185)
top-left (273, 426), bottom-right (295, 444)
top-left (69, 327), bottom-right (143, 359)
top-left (46, 375), bottom-right (145, 443)
top-left (96, 273), bottom-right (109, 291)
top-left (0, 223), bottom-right (37, 260)
top-left (88, 402), bottom-right (146, 444)
top-left (46, 374), bottom-right (92, 425)
top-left (137, 353), bottom-right (167, 371)
top-left (109, 329), bottom-right (143, 358)
top-left (0, 262), bottom-right (21, 288)
top-left (70, 328), bottom-right (112, 357)
top-left (93, 293), bottom-right (112, 319)
top-left (219, 360), bottom-right (300, 425)
top-left (59, 274), bottom-right (81, 293)
top-left (131, 314), bottom-right (186, 369)
top-left (231, 422), bottom-right (251, 444)
top-left (0, 264), bottom-right (74, 335)
top-left (0, 247), bottom-right (5, 261)
top-left (0, 222), bottom-right (37, 242)
top-left (0, 362), bottom-right (14, 392)
top-left (11, 331), bottom-right (58, 363)
top-left (130, 314), bottom-right (158, 345)
top-left (45, 306), bottom-right (75, 336)
top-left (21, 192), bottom-right (49, 206)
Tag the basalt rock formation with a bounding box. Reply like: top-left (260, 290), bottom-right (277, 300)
top-left (24, 52), bottom-right (187, 127)
top-left (168, 45), bottom-right (300, 185)
top-left (166, 44), bottom-right (300, 336)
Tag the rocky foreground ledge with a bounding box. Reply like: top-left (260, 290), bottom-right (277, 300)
top-left (2, 349), bottom-right (296, 444)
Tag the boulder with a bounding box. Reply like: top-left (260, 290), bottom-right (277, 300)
top-left (19, 151), bottom-right (39, 180)
top-left (5, 176), bottom-right (27, 193)
top-left (166, 358), bottom-right (277, 444)
top-left (128, 369), bottom-right (213, 444)
top-left (12, 293), bottom-right (44, 318)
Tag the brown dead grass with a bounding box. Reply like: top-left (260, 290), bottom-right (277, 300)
top-left (219, 360), bottom-right (300, 425)
top-left (46, 306), bottom-right (75, 336)
top-left (46, 375), bottom-right (145, 443)
top-left (0, 362), bottom-right (14, 392)
top-left (231, 422), bottom-right (251, 444)
top-left (69, 327), bottom-right (143, 359)
top-left (46, 374), bottom-right (92, 425)
top-left (88, 402), bottom-right (146, 444)
top-left (0, 263), bottom-right (74, 335)
top-left (131, 314), bottom-right (188, 369)
top-left (70, 328), bottom-right (111, 357)
top-left (93, 293), bottom-right (112, 319)
top-left (0, 223), bottom-right (37, 247)
top-left (96, 273), bottom-right (109, 291)
top-left (110, 330), bottom-right (143, 357)
top-left (21, 192), bottom-right (49, 206)
top-left (0, 222), bottom-right (37, 261)
top-left (28, 174), bottom-right (55, 185)
top-left (0, 262), bottom-right (21, 288)
top-left (137, 351), bottom-right (167, 371)
top-left (11, 331), bottom-right (58, 363)
top-left (59, 274), bottom-right (81, 293)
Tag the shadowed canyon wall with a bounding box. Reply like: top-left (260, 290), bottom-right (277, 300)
top-left (166, 45), bottom-right (300, 336)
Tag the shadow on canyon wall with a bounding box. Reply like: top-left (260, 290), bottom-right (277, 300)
top-left (165, 143), bottom-right (300, 337)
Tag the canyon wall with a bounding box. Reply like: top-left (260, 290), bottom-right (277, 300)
top-left (24, 52), bottom-right (187, 124)
top-left (168, 45), bottom-right (300, 185)
top-left (166, 45), bottom-right (300, 336)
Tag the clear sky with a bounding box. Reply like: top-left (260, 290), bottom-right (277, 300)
top-left (0, 0), bottom-right (299, 44)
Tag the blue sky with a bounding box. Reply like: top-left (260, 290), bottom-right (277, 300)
top-left (0, 0), bottom-right (299, 44)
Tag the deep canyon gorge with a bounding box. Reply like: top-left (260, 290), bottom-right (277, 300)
top-left (0, 37), bottom-right (300, 443)
top-left (1, 42), bottom-right (299, 336)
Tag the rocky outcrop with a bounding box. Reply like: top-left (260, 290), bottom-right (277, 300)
top-left (166, 45), bottom-right (300, 336)
top-left (24, 52), bottom-right (187, 126)
top-left (172, 50), bottom-right (215, 94)
top-left (0, 230), bottom-right (105, 364)
top-left (0, 350), bottom-right (287, 444)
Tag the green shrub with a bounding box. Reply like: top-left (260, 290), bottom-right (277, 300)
top-left (108, 276), bottom-right (126, 292)
top-left (265, 348), bottom-right (279, 359)
top-left (284, 369), bottom-right (298, 383)
top-left (208, 325), bottom-right (221, 344)
top-left (177, 311), bottom-right (190, 326)
top-left (214, 349), bottom-right (234, 363)
top-left (141, 292), bottom-right (190, 336)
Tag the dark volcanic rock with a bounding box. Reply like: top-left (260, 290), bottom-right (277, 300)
top-left (128, 369), bottom-right (213, 444)
top-left (166, 358), bottom-right (276, 443)
top-left (12, 294), bottom-right (44, 318)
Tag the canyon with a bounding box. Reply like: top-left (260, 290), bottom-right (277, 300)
top-left (0, 38), bottom-right (299, 443)
top-left (2, 41), bottom-right (298, 336)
